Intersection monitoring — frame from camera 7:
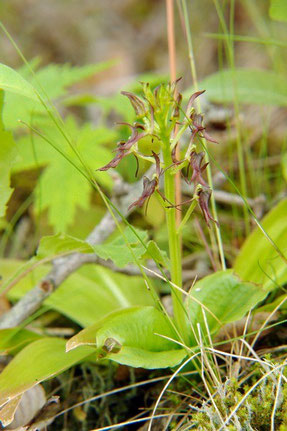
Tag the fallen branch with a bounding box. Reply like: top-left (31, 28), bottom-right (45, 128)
top-left (0, 169), bottom-right (263, 328)
top-left (0, 173), bottom-right (150, 329)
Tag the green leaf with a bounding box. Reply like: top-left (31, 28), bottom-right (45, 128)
top-left (0, 328), bottom-right (42, 355)
top-left (0, 337), bottom-right (94, 408)
top-left (234, 199), bottom-right (287, 290)
top-left (29, 62), bottom-right (114, 100)
top-left (186, 270), bottom-right (267, 341)
top-left (0, 129), bottom-right (16, 217)
top-left (36, 233), bottom-right (94, 259)
top-left (1, 259), bottom-right (154, 327)
top-left (143, 240), bottom-right (169, 268)
top-left (2, 61), bottom-right (113, 129)
top-left (67, 306), bottom-right (186, 369)
top-left (14, 118), bottom-right (115, 232)
top-left (0, 91), bottom-right (17, 217)
top-left (269, 0), bottom-right (287, 22)
top-left (193, 68), bottom-right (287, 107)
top-left (0, 63), bottom-right (40, 102)
top-left (93, 227), bottom-right (149, 268)
top-left (34, 154), bottom-right (91, 234)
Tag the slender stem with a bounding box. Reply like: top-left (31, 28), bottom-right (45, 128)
top-left (162, 143), bottom-right (188, 342)
top-left (166, 0), bottom-right (182, 227)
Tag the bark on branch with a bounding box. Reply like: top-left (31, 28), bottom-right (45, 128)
top-left (0, 169), bottom-right (265, 329)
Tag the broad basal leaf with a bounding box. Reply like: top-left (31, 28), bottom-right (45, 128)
top-left (0, 328), bottom-right (42, 355)
top-left (0, 337), bottom-right (94, 408)
top-left (192, 68), bottom-right (287, 107)
top-left (269, 0), bottom-right (287, 22)
top-left (2, 259), bottom-right (154, 327)
top-left (67, 306), bottom-right (187, 369)
top-left (234, 199), bottom-right (287, 290)
top-left (186, 270), bottom-right (267, 342)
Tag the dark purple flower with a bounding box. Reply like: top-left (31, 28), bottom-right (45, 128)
top-left (98, 145), bottom-right (128, 171)
top-left (97, 123), bottom-right (146, 172)
top-left (186, 90), bottom-right (206, 114)
top-left (188, 151), bottom-right (209, 187)
top-left (198, 188), bottom-right (218, 227)
top-left (191, 113), bottom-right (218, 144)
top-left (128, 152), bottom-right (166, 210)
top-left (121, 91), bottom-right (147, 117)
top-left (128, 176), bottom-right (158, 210)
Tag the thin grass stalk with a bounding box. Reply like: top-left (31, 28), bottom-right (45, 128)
top-left (180, 0), bottom-right (226, 270)
top-left (212, 0), bottom-right (250, 235)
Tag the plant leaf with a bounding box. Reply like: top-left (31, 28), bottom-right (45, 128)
top-left (0, 63), bottom-right (40, 102)
top-left (93, 227), bottom-right (149, 268)
top-left (35, 156), bottom-right (91, 232)
top-left (0, 91), bottom-right (17, 217)
top-left (0, 337), bottom-right (94, 408)
top-left (1, 260), bottom-right (154, 327)
top-left (269, 0), bottom-right (287, 22)
top-left (67, 306), bottom-right (187, 369)
top-left (36, 233), bottom-right (94, 259)
top-left (234, 199), bottom-right (287, 290)
top-left (192, 68), bottom-right (287, 106)
top-left (14, 118), bottom-right (115, 232)
top-left (186, 270), bottom-right (267, 342)
top-left (0, 328), bottom-right (42, 355)
top-left (143, 240), bottom-right (169, 268)
top-left (2, 61), bottom-right (113, 129)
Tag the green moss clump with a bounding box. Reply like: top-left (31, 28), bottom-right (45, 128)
top-left (189, 362), bottom-right (287, 430)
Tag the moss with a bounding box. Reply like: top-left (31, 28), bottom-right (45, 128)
top-left (188, 361), bottom-right (287, 430)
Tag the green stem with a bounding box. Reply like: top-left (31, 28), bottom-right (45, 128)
top-left (162, 144), bottom-right (189, 342)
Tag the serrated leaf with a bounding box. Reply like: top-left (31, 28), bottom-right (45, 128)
top-left (192, 68), bottom-right (287, 107)
top-left (187, 270), bottom-right (267, 342)
top-left (269, 0), bottom-right (287, 22)
top-left (67, 306), bottom-right (186, 369)
top-left (93, 227), bottom-right (149, 268)
top-left (30, 62), bottom-right (114, 100)
top-left (234, 199), bottom-right (287, 290)
top-left (0, 338), bottom-right (94, 408)
top-left (1, 259), bottom-right (154, 327)
top-left (35, 157), bottom-right (91, 232)
top-left (36, 233), bottom-right (93, 259)
top-left (2, 61), bottom-right (113, 129)
top-left (14, 118), bottom-right (115, 232)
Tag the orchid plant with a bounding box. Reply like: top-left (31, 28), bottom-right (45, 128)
top-left (66, 81), bottom-right (265, 369)
top-left (98, 81), bottom-right (218, 340)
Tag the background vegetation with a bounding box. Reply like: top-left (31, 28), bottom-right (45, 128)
top-left (0, 0), bottom-right (287, 429)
